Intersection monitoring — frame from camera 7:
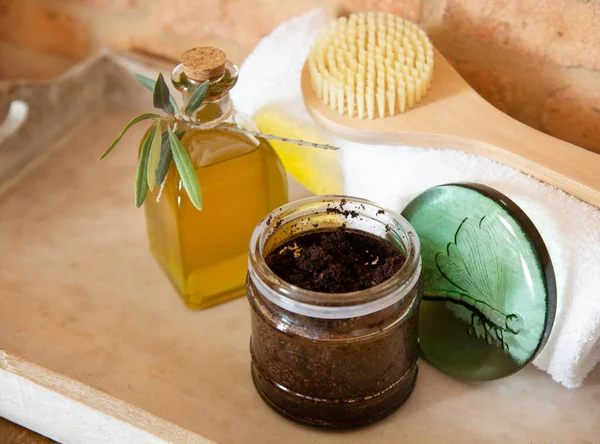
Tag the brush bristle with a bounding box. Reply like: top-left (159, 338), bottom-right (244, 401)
top-left (309, 12), bottom-right (434, 119)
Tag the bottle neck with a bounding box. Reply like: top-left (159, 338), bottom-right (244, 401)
top-left (182, 92), bottom-right (233, 128)
top-left (172, 60), bottom-right (239, 129)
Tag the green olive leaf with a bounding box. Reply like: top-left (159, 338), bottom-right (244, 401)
top-left (155, 131), bottom-right (172, 187)
top-left (135, 125), bottom-right (156, 207)
top-left (155, 129), bottom-right (185, 186)
top-left (134, 74), bottom-right (156, 92)
top-left (153, 73), bottom-right (175, 116)
top-left (135, 74), bottom-right (180, 116)
top-left (146, 121), bottom-right (163, 191)
top-left (98, 113), bottom-right (160, 160)
top-left (167, 126), bottom-right (202, 211)
top-left (185, 81), bottom-right (209, 117)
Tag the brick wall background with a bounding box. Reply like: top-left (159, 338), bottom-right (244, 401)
top-left (1, 0), bottom-right (599, 153)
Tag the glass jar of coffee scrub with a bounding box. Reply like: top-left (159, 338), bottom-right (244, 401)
top-left (247, 196), bottom-right (422, 428)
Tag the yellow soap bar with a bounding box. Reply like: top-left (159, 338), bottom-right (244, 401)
top-left (254, 107), bottom-right (343, 195)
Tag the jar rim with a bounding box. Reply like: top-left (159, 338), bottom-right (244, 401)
top-left (248, 196), bottom-right (422, 319)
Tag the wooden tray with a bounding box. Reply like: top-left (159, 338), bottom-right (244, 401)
top-left (0, 54), bottom-right (598, 444)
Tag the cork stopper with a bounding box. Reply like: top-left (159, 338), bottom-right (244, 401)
top-left (181, 47), bottom-right (227, 81)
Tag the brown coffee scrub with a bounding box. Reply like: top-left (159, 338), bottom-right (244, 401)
top-left (265, 229), bottom-right (405, 293)
top-left (247, 198), bottom-right (422, 428)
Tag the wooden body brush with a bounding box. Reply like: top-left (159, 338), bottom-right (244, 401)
top-left (302, 12), bottom-right (600, 208)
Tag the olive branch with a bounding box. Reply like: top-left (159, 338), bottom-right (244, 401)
top-left (99, 73), bottom-right (339, 211)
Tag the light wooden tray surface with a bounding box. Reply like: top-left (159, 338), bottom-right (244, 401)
top-left (302, 48), bottom-right (600, 209)
top-left (0, 54), bottom-right (599, 443)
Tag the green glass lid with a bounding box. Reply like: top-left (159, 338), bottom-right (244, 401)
top-left (402, 183), bottom-right (556, 381)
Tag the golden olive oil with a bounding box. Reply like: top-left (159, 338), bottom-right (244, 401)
top-left (144, 126), bottom-right (287, 309)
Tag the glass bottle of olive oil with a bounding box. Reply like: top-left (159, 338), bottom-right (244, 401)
top-left (144, 48), bottom-right (287, 309)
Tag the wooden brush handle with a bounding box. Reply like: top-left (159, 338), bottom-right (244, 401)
top-left (302, 48), bottom-right (600, 208)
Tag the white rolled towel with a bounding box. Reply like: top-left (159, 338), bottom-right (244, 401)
top-left (231, 8), bottom-right (600, 388)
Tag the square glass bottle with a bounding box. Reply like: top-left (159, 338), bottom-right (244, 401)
top-left (144, 48), bottom-right (288, 309)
